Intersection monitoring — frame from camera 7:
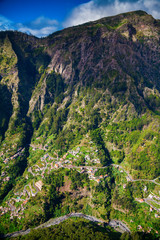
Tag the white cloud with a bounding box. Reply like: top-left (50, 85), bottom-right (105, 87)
top-left (17, 25), bottom-right (58, 38)
top-left (63, 0), bottom-right (160, 28)
top-left (0, 15), bottom-right (15, 31)
top-left (0, 15), bottom-right (59, 37)
top-left (1, 0), bottom-right (160, 37)
top-left (17, 16), bottom-right (59, 37)
top-left (31, 16), bottom-right (58, 27)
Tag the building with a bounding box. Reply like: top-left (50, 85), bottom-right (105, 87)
top-left (144, 186), bottom-right (147, 192)
top-left (55, 163), bottom-right (59, 168)
top-left (35, 180), bottom-right (43, 191)
top-left (22, 200), bottom-right (28, 206)
top-left (96, 179), bottom-right (101, 183)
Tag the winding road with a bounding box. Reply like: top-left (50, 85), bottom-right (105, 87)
top-left (2, 213), bottom-right (130, 239)
top-left (24, 182), bottom-right (38, 198)
top-left (2, 149), bottom-right (160, 239)
top-left (24, 185), bottom-right (30, 198)
top-left (62, 163), bottom-right (160, 186)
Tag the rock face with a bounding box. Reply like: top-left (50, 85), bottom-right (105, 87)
top-left (0, 10), bottom-right (160, 168)
top-left (1, 11), bottom-right (160, 118)
top-left (0, 11), bottom-right (160, 231)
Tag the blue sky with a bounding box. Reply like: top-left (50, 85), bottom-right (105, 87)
top-left (0, 0), bottom-right (160, 37)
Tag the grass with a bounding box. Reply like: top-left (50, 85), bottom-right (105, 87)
top-left (1, 22), bottom-right (160, 237)
top-left (106, 19), bottom-right (128, 30)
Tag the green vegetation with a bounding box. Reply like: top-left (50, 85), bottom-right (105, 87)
top-left (90, 128), bottom-right (111, 166)
top-left (46, 71), bottom-right (65, 104)
top-left (67, 169), bottom-right (89, 190)
top-left (0, 11), bottom-right (160, 238)
top-left (105, 115), bottom-right (160, 179)
top-left (0, 84), bottom-right (12, 142)
top-left (13, 219), bottom-right (119, 240)
top-left (43, 171), bottom-right (64, 220)
top-left (106, 19), bottom-right (128, 30)
top-left (12, 218), bottom-right (156, 240)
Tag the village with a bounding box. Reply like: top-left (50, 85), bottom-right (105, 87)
top-left (0, 145), bottom-right (109, 219)
top-left (0, 144), bottom-right (160, 229)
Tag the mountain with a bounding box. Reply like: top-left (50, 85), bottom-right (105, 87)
top-left (0, 10), bottom-right (160, 238)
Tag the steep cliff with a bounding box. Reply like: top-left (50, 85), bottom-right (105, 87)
top-left (0, 11), bottom-right (160, 237)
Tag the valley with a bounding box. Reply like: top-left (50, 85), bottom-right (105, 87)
top-left (0, 10), bottom-right (160, 239)
top-left (0, 142), bottom-right (160, 237)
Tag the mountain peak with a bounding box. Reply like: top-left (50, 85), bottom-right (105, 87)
top-left (0, 11), bottom-right (160, 237)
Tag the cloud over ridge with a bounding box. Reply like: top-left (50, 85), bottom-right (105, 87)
top-left (0, 15), bottom-right (15, 31)
top-left (17, 16), bottom-right (58, 37)
top-left (0, 15), bottom-right (58, 37)
top-left (1, 0), bottom-right (160, 37)
top-left (63, 0), bottom-right (160, 28)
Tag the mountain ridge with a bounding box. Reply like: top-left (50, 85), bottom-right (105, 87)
top-left (0, 10), bottom-right (160, 238)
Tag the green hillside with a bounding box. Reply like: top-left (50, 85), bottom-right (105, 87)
top-left (0, 10), bottom-right (160, 239)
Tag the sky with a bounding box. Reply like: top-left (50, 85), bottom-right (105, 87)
top-left (0, 0), bottom-right (160, 37)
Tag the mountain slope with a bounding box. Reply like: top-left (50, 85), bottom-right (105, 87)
top-left (0, 10), bottom-right (160, 237)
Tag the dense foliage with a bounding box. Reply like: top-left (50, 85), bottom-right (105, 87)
top-left (13, 219), bottom-right (157, 240)
top-left (0, 11), bottom-right (160, 238)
